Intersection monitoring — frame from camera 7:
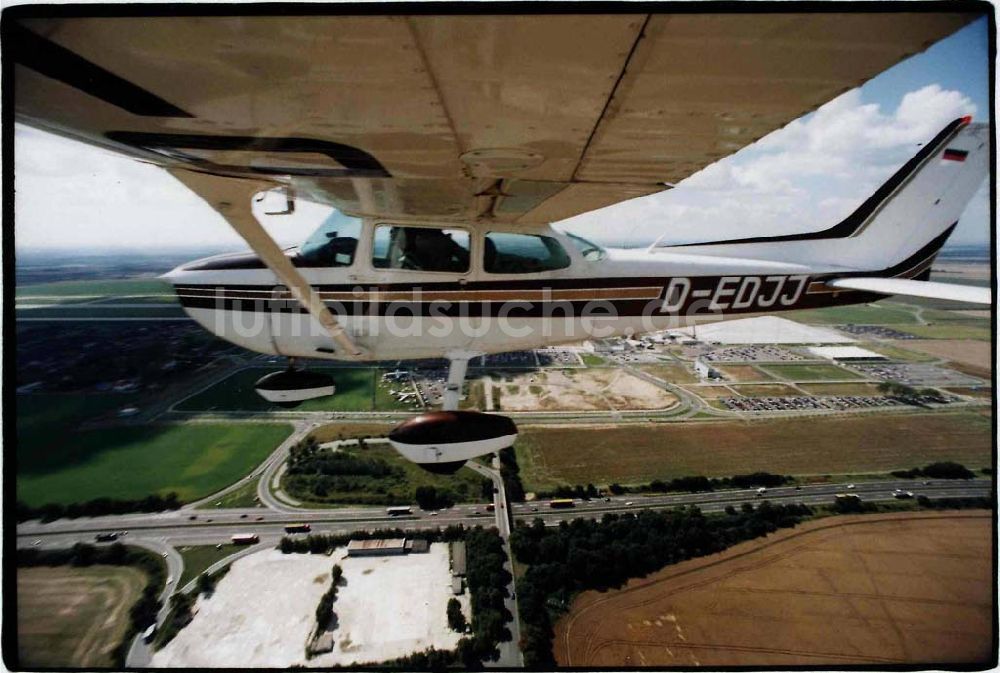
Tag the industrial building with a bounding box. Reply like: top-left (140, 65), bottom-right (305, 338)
top-left (450, 541), bottom-right (467, 577)
top-left (346, 538), bottom-right (408, 557)
top-left (807, 346), bottom-right (889, 362)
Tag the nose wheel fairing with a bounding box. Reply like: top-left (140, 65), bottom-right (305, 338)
top-left (387, 410), bottom-right (518, 471)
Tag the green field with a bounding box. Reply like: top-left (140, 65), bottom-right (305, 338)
top-left (758, 363), bottom-right (863, 381)
top-left (581, 354), bottom-right (605, 366)
top-left (17, 418), bottom-right (292, 506)
top-left (177, 544), bottom-right (243, 588)
top-left (175, 367), bottom-right (411, 412)
top-left (514, 412), bottom-right (993, 491)
top-left (198, 477), bottom-right (262, 509)
top-left (16, 279), bottom-right (172, 298)
top-left (786, 302), bottom-right (919, 325)
top-left (901, 324), bottom-right (992, 341)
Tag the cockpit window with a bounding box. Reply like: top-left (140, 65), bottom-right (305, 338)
top-left (298, 211), bottom-right (362, 267)
top-left (484, 232), bottom-right (571, 274)
top-left (565, 232), bottom-right (607, 261)
top-left (372, 225), bottom-right (470, 273)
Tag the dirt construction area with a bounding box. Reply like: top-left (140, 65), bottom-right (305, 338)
top-left (555, 512), bottom-right (992, 667)
top-left (498, 369), bottom-right (677, 412)
top-left (17, 565), bottom-right (149, 668)
top-left (153, 544), bottom-right (466, 667)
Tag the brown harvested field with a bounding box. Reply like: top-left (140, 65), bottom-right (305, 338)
top-left (555, 511), bottom-right (993, 667)
top-left (680, 385), bottom-right (738, 399)
top-left (797, 382), bottom-right (885, 396)
top-left (946, 387), bottom-right (992, 399)
top-left (637, 363), bottom-right (699, 384)
top-left (17, 565), bottom-right (148, 668)
top-left (713, 365), bottom-right (774, 382)
top-left (514, 412), bottom-right (992, 489)
top-left (901, 339), bottom-right (992, 374)
top-left (729, 383), bottom-right (800, 397)
top-left (309, 422), bottom-right (395, 443)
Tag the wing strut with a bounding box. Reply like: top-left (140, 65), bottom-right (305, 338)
top-left (169, 168), bottom-right (368, 359)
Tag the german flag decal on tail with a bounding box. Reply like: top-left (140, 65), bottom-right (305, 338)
top-left (943, 148), bottom-right (969, 162)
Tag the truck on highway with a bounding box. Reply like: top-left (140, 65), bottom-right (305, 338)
top-left (549, 499), bottom-right (575, 509)
top-left (284, 523), bottom-right (312, 533)
top-left (231, 533), bottom-right (260, 545)
top-left (94, 532), bottom-right (118, 542)
top-left (386, 506), bottom-right (412, 516)
top-left (142, 623), bottom-right (157, 643)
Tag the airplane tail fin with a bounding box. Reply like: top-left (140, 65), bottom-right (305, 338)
top-left (669, 117), bottom-right (989, 276)
top-left (842, 116), bottom-right (989, 277)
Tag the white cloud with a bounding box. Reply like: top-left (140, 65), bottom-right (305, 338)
top-left (560, 84), bottom-right (985, 246)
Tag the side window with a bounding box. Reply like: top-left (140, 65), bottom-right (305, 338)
top-left (484, 232), bottom-right (571, 274)
top-left (297, 211), bottom-right (362, 267)
top-left (371, 226), bottom-right (470, 273)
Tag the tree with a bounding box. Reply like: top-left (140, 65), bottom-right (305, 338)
top-left (415, 485), bottom-right (440, 510)
top-left (447, 598), bottom-right (467, 632)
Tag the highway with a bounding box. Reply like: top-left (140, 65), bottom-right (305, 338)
top-left (17, 476), bottom-right (990, 668)
top-left (18, 479), bottom-right (992, 546)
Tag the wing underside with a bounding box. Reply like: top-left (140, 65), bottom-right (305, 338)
top-left (10, 11), bottom-right (977, 224)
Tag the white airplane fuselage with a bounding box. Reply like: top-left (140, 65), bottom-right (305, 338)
top-left (165, 118), bottom-right (987, 363)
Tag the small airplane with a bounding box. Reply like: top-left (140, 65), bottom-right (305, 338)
top-left (11, 10), bottom-right (991, 472)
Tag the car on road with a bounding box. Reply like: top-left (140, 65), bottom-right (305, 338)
top-left (161, 552), bottom-right (168, 558)
top-left (847, 484), bottom-right (856, 489)
top-left (892, 489), bottom-right (914, 499)
top-left (756, 487), bottom-right (767, 496)
top-left (32, 540), bottom-right (41, 546)
top-left (95, 533), bottom-right (118, 542)
top-left (430, 511), bottom-right (438, 516)
top-left (624, 501), bottom-right (634, 506)
top-left (189, 515), bottom-right (197, 520)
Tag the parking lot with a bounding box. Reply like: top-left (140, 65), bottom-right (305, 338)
top-left (700, 345), bottom-right (805, 363)
top-left (849, 363), bottom-right (985, 386)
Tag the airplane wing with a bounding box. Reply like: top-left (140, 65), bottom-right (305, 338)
top-left (825, 277), bottom-right (992, 305)
top-left (9, 10), bottom-right (979, 225)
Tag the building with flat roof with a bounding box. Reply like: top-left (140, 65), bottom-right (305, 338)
top-left (807, 346), bottom-right (888, 362)
top-left (679, 316), bottom-right (854, 345)
top-left (347, 538), bottom-right (408, 557)
top-left (450, 541), bottom-right (467, 576)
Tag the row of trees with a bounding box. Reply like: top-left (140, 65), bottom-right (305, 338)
top-left (540, 471), bottom-right (792, 500)
top-left (16, 493), bottom-right (182, 522)
top-left (17, 543), bottom-right (166, 666)
top-left (511, 502), bottom-right (813, 666)
top-left (314, 565), bottom-right (343, 632)
top-left (498, 447), bottom-right (526, 503)
top-left (891, 461), bottom-right (977, 480)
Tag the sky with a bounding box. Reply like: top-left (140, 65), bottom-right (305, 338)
top-left (14, 16), bottom-right (992, 253)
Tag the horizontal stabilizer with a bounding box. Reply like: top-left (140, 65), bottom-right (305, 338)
top-left (826, 277), bottom-right (991, 305)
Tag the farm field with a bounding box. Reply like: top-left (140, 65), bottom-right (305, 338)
top-left (785, 302), bottom-right (919, 325)
top-left (514, 412), bottom-right (992, 490)
top-left (903, 324), bottom-right (991, 341)
top-left (555, 511), bottom-right (992, 667)
top-left (758, 363), bottom-right (863, 381)
top-left (728, 383), bottom-right (801, 397)
top-left (900, 339), bottom-right (992, 372)
top-left (712, 365), bottom-right (774, 382)
top-left (308, 422), bottom-right (396, 443)
top-left (17, 565), bottom-right (149, 668)
top-left (175, 367), bottom-right (410, 412)
top-left (637, 363), bottom-right (699, 384)
top-left (17, 422), bottom-right (292, 506)
top-left (680, 385), bottom-right (737, 399)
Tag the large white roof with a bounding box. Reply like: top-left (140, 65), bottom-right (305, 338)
top-left (680, 316), bottom-right (854, 345)
top-left (808, 346), bottom-right (888, 361)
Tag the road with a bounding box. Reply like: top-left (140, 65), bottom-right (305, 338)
top-left (17, 478), bottom-right (990, 668)
top-left (467, 457), bottom-right (524, 668)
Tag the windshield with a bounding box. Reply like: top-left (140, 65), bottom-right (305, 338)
top-left (565, 233), bottom-right (607, 261)
top-left (298, 211), bottom-right (362, 267)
